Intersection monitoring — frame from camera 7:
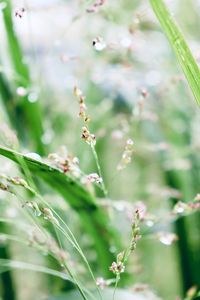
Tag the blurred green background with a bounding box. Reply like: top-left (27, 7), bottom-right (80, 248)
top-left (0, 0), bottom-right (200, 299)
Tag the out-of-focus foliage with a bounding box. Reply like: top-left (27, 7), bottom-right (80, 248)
top-left (0, 0), bottom-right (200, 300)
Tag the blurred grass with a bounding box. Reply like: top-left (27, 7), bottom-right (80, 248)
top-left (0, 0), bottom-right (45, 154)
top-left (0, 0), bottom-right (200, 299)
top-left (0, 146), bottom-right (122, 277)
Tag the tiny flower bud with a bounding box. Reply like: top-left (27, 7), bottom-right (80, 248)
top-left (117, 250), bottom-right (125, 263)
top-left (74, 86), bottom-right (82, 97)
top-left (84, 116), bottom-right (91, 124)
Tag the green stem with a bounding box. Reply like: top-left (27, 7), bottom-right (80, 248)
top-left (91, 145), bottom-right (107, 196)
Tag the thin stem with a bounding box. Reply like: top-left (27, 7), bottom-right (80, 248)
top-left (27, 187), bottom-right (103, 300)
top-left (91, 145), bottom-right (107, 197)
top-left (112, 275), bottom-right (119, 300)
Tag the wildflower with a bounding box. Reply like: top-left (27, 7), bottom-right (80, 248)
top-left (48, 148), bottom-right (80, 176)
top-left (22, 201), bottom-right (41, 217)
top-left (7, 176), bottom-right (27, 187)
top-left (109, 261), bottom-right (125, 275)
top-left (157, 232), bottom-right (178, 246)
top-left (15, 7), bottom-right (25, 18)
top-left (41, 206), bottom-right (59, 226)
top-left (173, 201), bottom-right (188, 214)
top-left (195, 193), bottom-right (200, 201)
top-left (84, 116), bottom-right (91, 124)
top-left (72, 157), bottom-right (79, 164)
top-left (117, 138), bottom-right (136, 170)
top-left (86, 0), bottom-right (106, 13)
top-left (92, 36), bottom-right (106, 51)
top-left (87, 173), bottom-right (102, 184)
top-left (96, 277), bottom-right (114, 290)
top-left (117, 250), bottom-right (125, 262)
top-left (132, 284), bottom-right (149, 292)
top-left (86, 6), bottom-right (98, 13)
top-left (81, 127), bottom-right (96, 146)
top-left (141, 88), bottom-right (149, 98)
top-left (109, 209), bottom-right (142, 281)
top-left (0, 182), bottom-right (9, 191)
top-left (74, 86), bottom-right (82, 97)
top-left (16, 86), bottom-right (27, 97)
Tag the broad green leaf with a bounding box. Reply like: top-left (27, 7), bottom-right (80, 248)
top-left (0, 146), bottom-right (122, 276)
top-left (150, 0), bottom-right (200, 107)
top-left (45, 288), bottom-right (149, 300)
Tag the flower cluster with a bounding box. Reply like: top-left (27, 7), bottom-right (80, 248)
top-left (157, 232), bottom-right (178, 246)
top-left (22, 201), bottom-right (41, 217)
top-left (48, 146), bottom-right (80, 176)
top-left (81, 126), bottom-right (96, 146)
top-left (22, 201), bottom-right (59, 226)
top-left (0, 175), bottom-right (28, 192)
top-left (96, 277), bottom-right (114, 290)
top-left (109, 250), bottom-right (125, 276)
top-left (87, 173), bottom-right (102, 184)
top-left (74, 86), bottom-right (90, 123)
top-left (130, 209), bottom-right (142, 251)
top-left (173, 199), bottom-right (200, 214)
top-left (7, 176), bottom-right (27, 187)
top-left (15, 7), bottom-right (25, 18)
top-left (117, 138), bottom-right (136, 170)
top-left (0, 182), bottom-right (9, 191)
top-left (86, 0), bottom-right (106, 13)
top-left (109, 210), bottom-right (142, 278)
top-left (41, 206), bottom-right (59, 226)
top-left (92, 36), bottom-right (106, 51)
top-left (74, 86), bottom-right (96, 147)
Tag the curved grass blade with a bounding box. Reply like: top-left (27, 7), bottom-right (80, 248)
top-left (0, 259), bottom-right (71, 281)
top-left (0, 146), bottom-right (122, 276)
top-left (150, 0), bottom-right (200, 107)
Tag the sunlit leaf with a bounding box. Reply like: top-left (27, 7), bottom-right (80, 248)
top-left (150, 0), bottom-right (200, 107)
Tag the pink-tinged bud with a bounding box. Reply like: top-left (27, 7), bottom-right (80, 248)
top-left (141, 88), bottom-right (148, 98)
top-left (86, 6), bottom-right (97, 13)
top-left (158, 232), bottom-right (178, 246)
top-left (186, 286), bottom-right (198, 298)
top-left (79, 96), bottom-right (86, 103)
top-left (96, 277), bottom-right (115, 290)
top-left (74, 86), bottom-right (82, 97)
top-left (109, 261), bottom-right (125, 275)
top-left (16, 86), bottom-right (27, 97)
top-left (72, 157), bottom-right (79, 164)
top-left (127, 139), bottom-right (134, 145)
top-left (195, 193), bottom-right (200, 201)
top-left (84, 116), bottom-right (91, 124)
top-left (94, 2), bottom-right (100, 7)
top-left (117, 250), bottom-right (125, 263)
top-left (15, 8), bottom-right (25, 18)
top-left (87, 173), bottom-right (102, 184)
top-left (80, 103), bottom-right (87, 113)
top-left (60, 55), bottom-right (69, 63)
top-left (90, 134), bottom-right (96, 146)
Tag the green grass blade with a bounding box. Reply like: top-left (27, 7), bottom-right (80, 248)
top-left (0, 146), bottom-right (122, 276)
top-left (150, 0), bottom-right (200, 107)
top-left (0, 259), bottom-right (71, 281)
top-left (0, 224), bottom-right (16, 300)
